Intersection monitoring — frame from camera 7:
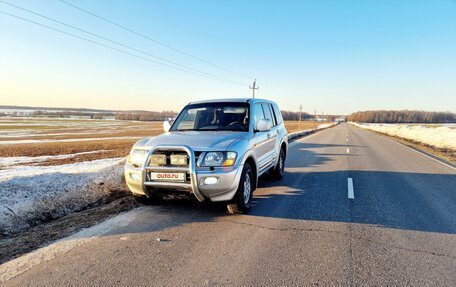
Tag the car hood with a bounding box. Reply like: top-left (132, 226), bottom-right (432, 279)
top-left (134, 131), bottom-right (247, 151)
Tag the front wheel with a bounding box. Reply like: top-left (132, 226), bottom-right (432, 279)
top-left (227, 163), bottom-right (253, 214)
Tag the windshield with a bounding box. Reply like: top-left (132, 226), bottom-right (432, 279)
top-left (171, 102), bottom-right (250, 132)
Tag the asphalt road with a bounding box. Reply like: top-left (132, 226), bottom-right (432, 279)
top-left (3, 123), bottom-right (456, 286)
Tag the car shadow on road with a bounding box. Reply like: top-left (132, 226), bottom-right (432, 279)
top-left (108, 141), bottom-right (456, 237)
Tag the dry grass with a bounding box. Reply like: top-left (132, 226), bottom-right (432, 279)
top-left (284, 121), bottom-right (333, 133)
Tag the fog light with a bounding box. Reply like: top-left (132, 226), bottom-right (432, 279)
top-left (203, 177), bottom-right (218, 185)
top-left (170, 154), bottom-right (188, 166)
top-left (149, 154), bottom-right (166, 166)
top-left (130, 173), bottom-right (141, 181)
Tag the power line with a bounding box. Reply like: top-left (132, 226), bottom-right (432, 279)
top-left (0, 0), bottom-right (245, 86)
top-left (58, 0), bottom-right (251, 79)
top-left (0, 10), bottom-right (246, 86)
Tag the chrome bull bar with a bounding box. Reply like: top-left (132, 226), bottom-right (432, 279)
top-left (141, 145), bottom-right (205, 202)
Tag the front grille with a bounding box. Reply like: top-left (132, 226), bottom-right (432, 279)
top-left (194, 151), bottom-right (203, 165)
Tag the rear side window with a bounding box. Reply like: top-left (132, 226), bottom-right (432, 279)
top-left (252, 103), bottom-right (265, 128)
top-left (261, 103), bottom-right (274, 124)
top-left (272, 104), bottom-right (283, 124)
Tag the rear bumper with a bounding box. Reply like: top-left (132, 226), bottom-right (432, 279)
top-left (124, 145), bottom-right (242, 202)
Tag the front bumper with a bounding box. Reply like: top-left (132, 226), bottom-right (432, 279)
top-left (124, 145), bottom-right (243, 202)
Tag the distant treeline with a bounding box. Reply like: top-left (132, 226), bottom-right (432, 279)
top-left (280, 111), bottom-right (312, 121)
top-left (281, 111), bottom-right (340, 121)
top-left (115, 111), bottom-right (178, 121)
top-left (348, 110), bottom-right (456, 123)
top-left (31, 110), bottom-right (115, 119)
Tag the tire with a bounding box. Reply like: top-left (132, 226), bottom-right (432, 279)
top-left (133, 193), bottom-right (162, 205)
top-left (227, 163), bottom-right (254, 214)
top-left (270, 147), bottom-right (285, 180)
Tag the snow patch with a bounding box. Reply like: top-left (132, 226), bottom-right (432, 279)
top-left (0, 150), bottom-right (111, 167)
top-left (0, 158), bottom-right (128, 235)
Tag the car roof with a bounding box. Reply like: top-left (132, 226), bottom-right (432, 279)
top-left (188, 98), bottom-right (276, 105)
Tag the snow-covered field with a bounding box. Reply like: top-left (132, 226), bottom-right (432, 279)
top-left (0, 157), bottom-right (127, 235)
top-left (0, 117), bottom-right (339, 236)
top-left (351, 123), bottom-right (456, 150)
top-left (0, 118), bottom-right (157, 235)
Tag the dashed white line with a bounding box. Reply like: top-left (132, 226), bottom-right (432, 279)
top-left (346, 148), bottom-right (350, 153)
top-left (347, 178), bottom-right (354, 199)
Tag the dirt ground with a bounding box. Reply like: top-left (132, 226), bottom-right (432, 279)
top-left (0, 192), bottom-right (137, 264)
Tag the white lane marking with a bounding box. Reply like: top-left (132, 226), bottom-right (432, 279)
top-left (346, 138), bottom-right (349, 142)
top-left (346, 148), bottom-right (350, 153)
top-left (347, 178), bottom-right (354, 199)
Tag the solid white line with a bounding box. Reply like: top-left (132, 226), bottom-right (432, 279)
top-left (389, 138), bottom-right (456, 172)
top-left (350, 123), bottom-right (456, 172)
top-left (346, 148), bottom-right (350, 153)
top-left (347, 178), bottom-right (354, 199)
top-left (372, 132), bottom-right (456, 172)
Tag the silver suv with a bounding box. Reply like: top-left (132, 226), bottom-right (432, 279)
top-left (124, 98), bottom-right (288, 213)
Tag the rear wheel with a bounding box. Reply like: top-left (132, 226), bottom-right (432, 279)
top-left (270, 147), bottom-right (285, 179)
top-left (227, 163), bottom-right (253, 214)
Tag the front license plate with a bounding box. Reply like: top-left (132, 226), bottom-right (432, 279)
top-left (150, 172), bottom-right (186, 182)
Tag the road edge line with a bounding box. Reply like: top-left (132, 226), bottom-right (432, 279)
top-left (350, 124), bottom-right (456, 172)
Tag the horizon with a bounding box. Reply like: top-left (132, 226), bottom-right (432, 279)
top-left (1, 103), bottom-right (456, 117)
top-left (1, 0), bottom-right (455, 114)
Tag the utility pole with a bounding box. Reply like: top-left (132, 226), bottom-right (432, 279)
top-left (299, 105), bottom-right (302, 130)
top-left (249, 79), bottom-right (259, 98)
top-left (314, 109), bottom-right (317, 129)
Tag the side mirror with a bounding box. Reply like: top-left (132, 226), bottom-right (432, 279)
top-left (255, 119), bottom-right (272, 132)
top-left (163, 118), bottom-right (173, 132)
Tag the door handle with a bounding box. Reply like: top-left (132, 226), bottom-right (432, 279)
top-left (267, 133), bottom-right (271, 139)
top-left (276, 129), bottom-right (280, 134)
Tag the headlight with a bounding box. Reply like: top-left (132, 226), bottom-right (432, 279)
top-left (128, 149), bottom-right (148, 166)
top-left (202, 151), bottom-right (237, 167)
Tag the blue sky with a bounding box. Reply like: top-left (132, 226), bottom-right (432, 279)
top-left (0, 0), bottom-right (455, 114)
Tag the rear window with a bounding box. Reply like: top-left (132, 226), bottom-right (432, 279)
top-left (272, 103), bottom-right (283, 124)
